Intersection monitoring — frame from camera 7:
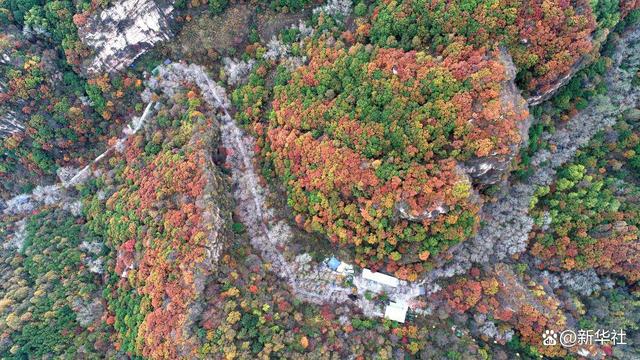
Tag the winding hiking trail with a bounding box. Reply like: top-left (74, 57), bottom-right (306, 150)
top-left (150, 63), bottom-right (424, 316)
top-left (3, 24), bottom-right (638, 319)
top-left (2, 101), bottom-right (156, 216)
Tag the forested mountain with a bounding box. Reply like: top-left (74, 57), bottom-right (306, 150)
top-left (1, 0), bottom-right (640, 358)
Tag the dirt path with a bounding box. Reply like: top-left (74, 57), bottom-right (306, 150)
top-left (2, 101), bottom-right (156, 216)
top-left (149, 63), bottom-right (424, 317)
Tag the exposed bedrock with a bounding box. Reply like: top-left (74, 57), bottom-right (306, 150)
top-left (461, 48), bottom-right (532, 187)
top-left (396, 49), bottom-right (530, 225)
top-left (78, 0), bottom-right (174, 74)
top-left (0, 110), bottom-right (24, 139)
top-left (526, 56), bottom-right (589, 107)
top-left (424, 25), bottom-right (640, 285)
top-left (526, 31), bottom-right (609, 106)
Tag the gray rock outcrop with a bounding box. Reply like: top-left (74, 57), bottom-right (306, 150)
top-left (0, 111), bottom-right (25, 139)
top-left (78, 0), bottom-right (174, 74)
top-left (425, 25), bottom-right (640, 282)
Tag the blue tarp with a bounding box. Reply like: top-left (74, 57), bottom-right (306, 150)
top-left (327, 257), bottom-right (341, 271)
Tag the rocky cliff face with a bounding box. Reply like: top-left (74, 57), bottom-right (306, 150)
top-left (78, 0), bottom-right (174, 74)
top-left (526, 57), bottom-right (587, 106)
top-left (0, 111), bottom-right (24, 139)
top-left (526, 31), bottom-right (607, 106)
top-left (425, 25), bottom-right (640, 282)
top-left (461, 49), bottom-right (531, 186)
top-left (0, 28), bottom-right (25, 139)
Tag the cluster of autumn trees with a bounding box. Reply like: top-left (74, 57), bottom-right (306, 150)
top-left (441, 264), bottom-right (600, 358)
top-left (0, 209), bottom-right (113, 358)
top-left (440, 257), bottom-right (640, 358)
top-left (363, 0), bottom-right (639, 96)
top-left (244, 37), bottom-right (527, 279)
top-left (229, 0), bottom-right (640, 280)
top-left (83, 88), bottom-right (231, 358)
top-left (0, 3), bottom-right (145, 198)
top-left (529, 118), bottom-right (640, 283)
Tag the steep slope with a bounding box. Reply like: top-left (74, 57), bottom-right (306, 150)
top-left (84, 86), bottom-right (233, 358)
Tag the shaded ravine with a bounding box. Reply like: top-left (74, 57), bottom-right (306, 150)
top-left (423, 25), bottom-right (640, 286)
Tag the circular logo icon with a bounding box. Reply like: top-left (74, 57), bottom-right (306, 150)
top-left (560, 330), bottom-right (577, 347)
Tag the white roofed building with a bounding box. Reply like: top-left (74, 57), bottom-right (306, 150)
top-left (384, 301), bottom-right (409, 323)
top-left (320, 260), bottom-right (422, 323)
top-left (361, 268), bottom-right (401, 288)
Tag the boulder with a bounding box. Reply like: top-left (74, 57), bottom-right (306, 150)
top-left (623, 108), bottom-right (640, 121)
